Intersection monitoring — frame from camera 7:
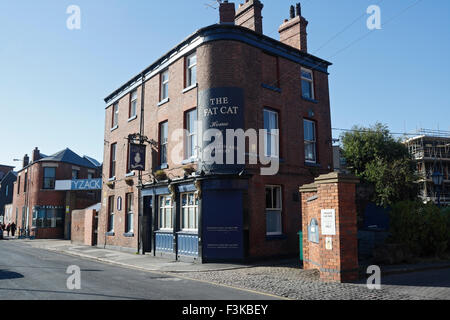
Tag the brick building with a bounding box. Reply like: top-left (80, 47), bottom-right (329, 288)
top-left (12, 147), bottom-right (102, 239)
top-left (100, 1), bottom-right (333, 262)
top-left (0, 170), bottom-right (17, 221)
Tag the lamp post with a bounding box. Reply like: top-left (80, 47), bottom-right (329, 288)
top-left (431, 170), bottom-right (444, 207)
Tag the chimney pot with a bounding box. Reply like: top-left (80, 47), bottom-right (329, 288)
top-left (290, 5), bottom-right (295, 19)
top-left (32, 147), bottom-right (41, 162)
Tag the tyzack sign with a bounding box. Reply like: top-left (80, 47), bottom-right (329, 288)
top-left (55, 179), bottom-right (102, 191)
top-left (129, 143), bottom-right (146, 171)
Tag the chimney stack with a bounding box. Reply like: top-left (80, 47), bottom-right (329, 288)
top-left (235, 0), bottom-right (264, 34)
top-left (278, 3), bottom-right (308, 52)
top-left (23, 154), bottom-right (29, 168)
top-left (32, 147), bottom-right (41, 162)
top-left (219, 0), bottom-right (236, 24)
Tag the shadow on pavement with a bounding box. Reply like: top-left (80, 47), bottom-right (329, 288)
top-left (0, 270), bottom-right (24, 281)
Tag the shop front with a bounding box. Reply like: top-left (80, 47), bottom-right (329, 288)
top-left (141, 175), bottom-right (248, 263)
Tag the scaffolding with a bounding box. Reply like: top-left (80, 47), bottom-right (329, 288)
top-left (404, 130), bottom-right (450, 206)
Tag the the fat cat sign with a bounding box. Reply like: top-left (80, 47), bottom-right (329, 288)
top-left (129, 143), bottom-right (146, 171)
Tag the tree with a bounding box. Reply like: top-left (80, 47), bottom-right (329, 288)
top-left (341, 123), bottom-right (418, 207)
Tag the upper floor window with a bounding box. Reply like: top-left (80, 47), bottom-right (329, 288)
top-left (160, 70), bottom-right (169, 101)
top-left (301, 68), bottom-right (314, 100)
top-left (5, 185), bottom-right (8, 196)
top-left (17, 176), bottom-right (20, 195)
top-left (304, 119), bottom-right (317, 163)
top-left (24, 172), bottom-right (27, 193)
top-left (263, 109), bottom-right (279, 158)
top-left (43, 167), bottom-right (56, 189)
top-left (72, 169), bottom-right (79, 180)
top-left (130, 90), bottom-right (137, 118)
top-left (185, 109), bottom-right (198, 160)
top-left (265, 185), bottom-right (282, 236)
top-left (159, 122), bottom-right (168, 166)
top-left (110, 143), bottom-right (117, 178)
top-left (87, 172), bottom-right (94, 180)
top-left (186, 53), bottom-right (197, 88)
top-left (112, 103), bottom-right (119, 128)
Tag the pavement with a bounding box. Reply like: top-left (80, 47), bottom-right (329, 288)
top-left (0, 240), bottom-right (281, 300)
top-left (10, 238), bottom-right (258, 273)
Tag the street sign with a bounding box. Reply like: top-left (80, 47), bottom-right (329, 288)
top-left (129, 143), bottom-right (146, 171)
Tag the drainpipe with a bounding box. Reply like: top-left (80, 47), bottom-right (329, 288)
top-left (138, 72), bottom-right (146, 254)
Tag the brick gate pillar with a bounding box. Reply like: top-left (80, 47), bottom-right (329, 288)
top-left (299, 172), bottom-right (360, 282)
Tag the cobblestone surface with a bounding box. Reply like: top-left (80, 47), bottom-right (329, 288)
top-left (174, 261), bottom-right (449, 300)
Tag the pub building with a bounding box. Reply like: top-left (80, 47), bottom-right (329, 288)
top-left (100, 1), bottom-right (333, 262)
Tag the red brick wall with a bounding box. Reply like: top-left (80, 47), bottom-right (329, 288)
top-left (300, 173), bottom-right (359, 282)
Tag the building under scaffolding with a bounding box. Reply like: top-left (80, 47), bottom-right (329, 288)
top-left (404, 129), bottom-right (450, 206)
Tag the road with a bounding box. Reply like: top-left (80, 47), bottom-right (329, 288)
top-left (0, 240), bottom-right (279, 300)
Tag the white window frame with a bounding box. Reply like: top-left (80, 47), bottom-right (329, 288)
top-left (186, 53), bottom-right (197, 88)
top-left (158, 195), bottom-right (173, 231)
top-left (160, 122), bottom-right (168, 166)
top-left (180, 192), bottom-right (199, 232)
top-left (304, 119), bottom-right (317, 163)
top-left (301, 68), bottom-right (315, 100)
top-left (185, 109), bottom-right (198, 160)
top-left (265, 185), bottom-right (282, 236)
top-left (263, 109), bottom-right (279, 158)
top-left (130, 89), bottom-right (137, 118)
top-left (160, 70), bottom-right (169, 101)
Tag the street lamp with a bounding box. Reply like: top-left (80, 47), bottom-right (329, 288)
top-left (431, 170), bottom-right (444, 207)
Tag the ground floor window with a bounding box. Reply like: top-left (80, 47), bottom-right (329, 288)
top-left (265, 186), bottom-right (282, 235)
top-left (126, 193), bottom-right (134, 233)
top-left (159, 195), bottom-right (173, 230)
top-left (108, 196), bottom-right (114, 232)
top-left (181, 192), bottom-right (198, 231)
top-left (32, 206), bottom-right (64, 228)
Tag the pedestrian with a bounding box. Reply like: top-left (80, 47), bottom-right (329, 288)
top-left (6, 223), bottom-right (11, 237)
top-left (10, 222), bottom-right (16, 237)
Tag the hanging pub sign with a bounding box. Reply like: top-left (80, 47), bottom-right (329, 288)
top-left (129, 143), bottom-right (146, 171)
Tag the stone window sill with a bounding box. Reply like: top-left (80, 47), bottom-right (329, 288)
top-left (182, 83), bottom-right (197, 94)
top-left (106, 232), bottom-right (115, 237)
top-left (110, 125), bottom-right (118, 132)
top-left (158, 98), bottom-right (170, 107)
top-left (266, 234), bottom-right (287, 241)
top-left (128, 115), bottom-right (137, 122)
top-left (123, 232), bottom-right (134, 238)
top-left (261, 83), bottom-right (281, 93)
top-left (305, 162), bottom-right (320, 168)
top-left (301, 97), bottom-right (318, 104)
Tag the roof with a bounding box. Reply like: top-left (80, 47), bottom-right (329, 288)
top-left (104, 23), bottom-right (332, 105)
top-left (38, 148), bottom-right (100, 169)
top-left (0, 171), bottom-right (17, 186)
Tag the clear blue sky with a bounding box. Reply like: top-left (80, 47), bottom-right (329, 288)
top-left (1, 0), bottom-right (449, 168)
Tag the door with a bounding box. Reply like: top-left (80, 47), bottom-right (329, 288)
top-left (92, 211), bottom-right (98, 246)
